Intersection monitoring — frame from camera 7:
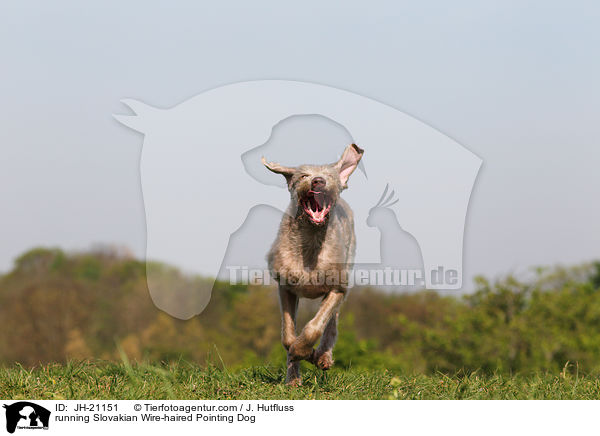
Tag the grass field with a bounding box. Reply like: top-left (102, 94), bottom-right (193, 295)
top-left (1, 360), bottom-right (599, 400)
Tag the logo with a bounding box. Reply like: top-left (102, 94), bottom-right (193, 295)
top-left (114, 80), bottom-right (482, 319)
top-left (3, 402), bottom-right (50, 434)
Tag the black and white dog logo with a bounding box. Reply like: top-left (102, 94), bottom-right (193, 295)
top-left (3, 402), bottom-right (50, 434)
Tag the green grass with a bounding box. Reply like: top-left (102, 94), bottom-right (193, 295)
top-left (1, 361), bottom-right (599, 400)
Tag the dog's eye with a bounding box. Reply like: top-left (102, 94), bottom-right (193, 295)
top-left (300, 174), bottom-right (309, 179)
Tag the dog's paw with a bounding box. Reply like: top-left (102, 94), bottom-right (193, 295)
top-left (286, 377), bottom-right (302, 387)
top-left (316, 352), bottom-right (334, 371)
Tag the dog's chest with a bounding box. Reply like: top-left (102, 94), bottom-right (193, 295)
top-left (268, 211), bottom-right (349, 297)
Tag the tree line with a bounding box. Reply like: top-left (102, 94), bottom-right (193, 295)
top-left (1, 247), bottom-right (600, 374)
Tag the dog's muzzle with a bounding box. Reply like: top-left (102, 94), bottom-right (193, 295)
top-left (301, 190), bottom-right (332, 224)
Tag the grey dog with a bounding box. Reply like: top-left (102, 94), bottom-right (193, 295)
top-left (262, 143), bottom-right (364, 386)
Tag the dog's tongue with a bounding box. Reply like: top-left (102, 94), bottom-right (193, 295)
top-left (312, 191), bottom-right (326, 210)
top-left (304, 191), bottom-right (331, 223)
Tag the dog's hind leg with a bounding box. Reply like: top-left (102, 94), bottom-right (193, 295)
top-left (314, 311), bottom-right (338, 370)
top-left (279, 287), bottom-right (301, 386)
top-left (289, 290), bottom-right (344, 363)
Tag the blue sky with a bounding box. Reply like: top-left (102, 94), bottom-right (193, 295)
top-left (0, 1), bottom-right (599, 287)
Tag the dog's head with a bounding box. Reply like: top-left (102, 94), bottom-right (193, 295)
top-left (262, 143), bottom-right (364, 225)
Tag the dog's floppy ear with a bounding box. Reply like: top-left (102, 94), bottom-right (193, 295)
top-left (335, 143), bottom-right (364, 189)
top-left (262, 157), bottom-right (296, 184)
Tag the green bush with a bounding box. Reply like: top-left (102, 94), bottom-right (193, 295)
top-left (1, 247), bottom-right (600, 375)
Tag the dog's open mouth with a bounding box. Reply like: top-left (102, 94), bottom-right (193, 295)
top-left (301, 190), bottom-right (332, 224)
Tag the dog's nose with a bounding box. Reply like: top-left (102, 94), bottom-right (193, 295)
top-left (311, 177), bottom-right (326, 191)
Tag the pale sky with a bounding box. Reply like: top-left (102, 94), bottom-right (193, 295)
top-left (1, 1), bottom-right (599, 290)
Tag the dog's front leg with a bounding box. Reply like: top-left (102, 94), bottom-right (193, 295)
top-left (289, 290), bottom-right (344, 362)
top-left (279, 287), bottom-right (301, 385)
top-left (314, 311), bottom-right (338, 370)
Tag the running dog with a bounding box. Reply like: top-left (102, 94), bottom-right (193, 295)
top-left (262, 143), bottom-right (364, 385)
